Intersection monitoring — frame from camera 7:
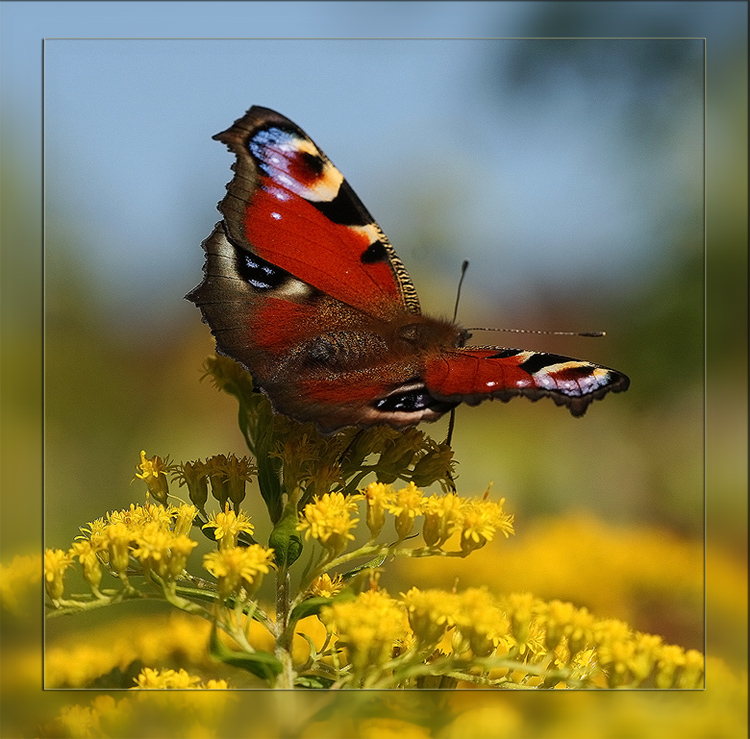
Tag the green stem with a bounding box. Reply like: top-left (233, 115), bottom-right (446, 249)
top-left (274, 569), bottom-right (296, 689)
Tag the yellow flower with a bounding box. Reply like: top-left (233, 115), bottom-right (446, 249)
top-left (132, 667), bottom-right (202, 689)
top-left (678, 649), bottom-right (705, 689)
top-left (321, 589), bottom-right (410, 682)
top-left (202, 507), bottom-right (255, 550)
top-left (134, 450), bottom-right (171, 504)
top-left (593, 619), bottom-right (639, 687)
top-left (458, 496), bottom-right (514, 555)
top-left (401, 587), bottom-right (459, 649)
top-left (79, 517), bottom-right (108, 550)
top-left (540, 600), bottom-right (595, 658)
top-left (166, 534), bottom-right (199, 580)
top-left (203, 544), bottom-right (274, 599)
top-left (172, 504), bottom-right (199, 537)
top-left (102, 522), bottom-right (132, 577)
top-left (541, 599), bottom-right (576, 651)
top-left (629, 632), bottom-right (663, 684)
top-left (44, 548), bottom-right (74, 602)
top-left (502, 592), bottom-right (540, 650)
top-left (654, 643), bottom-right (686, 689)
top-left (362, 482), bottom-right (393, 538)
top-left (566, 606), bottom-right (596, 657)
top-left (297, 491), bottom-right (359, 557)
top-left (309, 573), bottom-right (344, 598)
top-left (421, 492), bottom-right (463, 548)
top-left (131, 521), bottom-right (175, 580)
top-left (385, 482), bottom-right (424, 541)
top-left (108, 502), bottom-right (172, 530)
top-left (70, 540), bottom-right (103, 592)
top-left (453, 588), bottom-right (510, 658)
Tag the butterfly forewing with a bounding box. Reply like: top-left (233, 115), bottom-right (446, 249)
top-left (211, 106), bottom-right (420, 320)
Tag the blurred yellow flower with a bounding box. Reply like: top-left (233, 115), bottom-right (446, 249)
top-left (44, 548), bottom-right (74, 602)
top-left (309, 572), bottom-right (344, 598)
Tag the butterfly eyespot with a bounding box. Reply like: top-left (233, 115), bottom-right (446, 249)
top-left (236, 252), bottom-right (289, 291)
top-left (360, 241), bottom-right (389, 264)
top-left (374, 384), bottom-right (458, 416)
top-left (374, 386), bottom-right (433, 413)
top-left (299, 150), bottom-right (325, 177)
top-left (248, 126), bottom-right (293, 157)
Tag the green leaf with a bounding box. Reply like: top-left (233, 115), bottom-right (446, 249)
top-left (253, 420), bottom-right (284, 523)
top-left (268, 503), bottom-right (304, 570)
top-left (209, 625), bottom-right (282, 683)
top-left (341, 553), bottom-right (387, 581)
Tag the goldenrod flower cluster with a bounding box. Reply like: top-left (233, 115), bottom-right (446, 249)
top-left (36, 358), bottom-right (722, 706)
top-left (297, 482), bottom-right (514, 564)
top-left (44, 498), bottom-right (276, 612)
top-left (317, 586), bottom-right (705, 689)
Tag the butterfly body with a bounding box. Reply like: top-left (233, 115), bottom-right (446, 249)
top-left (188, 106), bottom-right (629, 433)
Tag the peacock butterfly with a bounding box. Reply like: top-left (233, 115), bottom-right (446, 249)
top-left (187, 106), bottom-right (630, 433)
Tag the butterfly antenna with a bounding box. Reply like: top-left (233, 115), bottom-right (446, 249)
top-left (452, 260), bottom-right (470, 323)
top-left (446, 261), bottom-right (468, 454)
top-left (465, 327), bottom-right (606, 338)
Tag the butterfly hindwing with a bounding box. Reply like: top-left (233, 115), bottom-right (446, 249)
top-left (424, 347), bottom-right (630, 418)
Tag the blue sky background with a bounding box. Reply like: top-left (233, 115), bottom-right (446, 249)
top-left (2, 2), bottom-right (720, 332)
